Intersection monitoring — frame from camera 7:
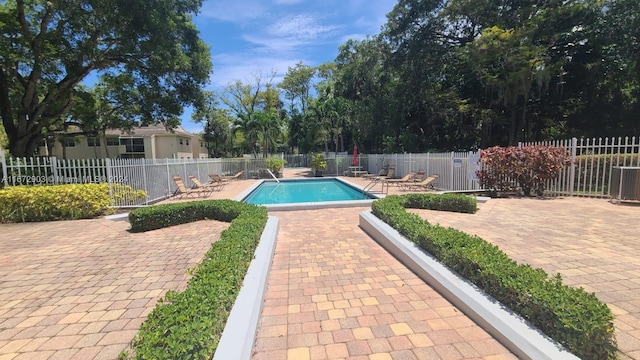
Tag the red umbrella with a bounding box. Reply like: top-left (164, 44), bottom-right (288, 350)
top-left (352, 145), bottom-right (358, 166)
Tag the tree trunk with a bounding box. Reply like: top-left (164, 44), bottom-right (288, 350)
top-left (103, 134), bottom-right (110, 158)
top-left (8, 132), bottom-right (42, 158)
top-left (508, 106), bottom-right (518, 146)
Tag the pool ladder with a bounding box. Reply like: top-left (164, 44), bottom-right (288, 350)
top-left (265, 169), bottom-right (280, 183)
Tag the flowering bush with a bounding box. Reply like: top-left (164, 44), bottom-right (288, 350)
top-left (476, 146), bottom-right (571, 196)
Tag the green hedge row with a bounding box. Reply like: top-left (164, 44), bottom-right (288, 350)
top-left (0, 183), bottom-right (139, 222)
top-left (371, 194), bottom-right (617, 360)
top-left (126, 200), bottom-right (268, 360)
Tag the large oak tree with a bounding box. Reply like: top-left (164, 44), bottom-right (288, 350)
top-left (0, 0), bottom-right (212, 157)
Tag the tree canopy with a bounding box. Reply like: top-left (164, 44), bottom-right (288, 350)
top-left (327, 0), bottom-right (639, 152)
top-left (3, 0), bottom-right (636, 158)
top-left (0, 0), bottom-right (211, 157)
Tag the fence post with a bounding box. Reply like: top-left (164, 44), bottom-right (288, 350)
top-left (166, 161), bottom-right (171, 197)
top-left (0, 149), bottom-right (7, 187)
top-left (450, 152), bottom-right (454, 190)
top-left (51, 156), bottom-right (58, 184)
top-left (569, 137), bottom-right (577, 196)
top-left (141, 158), bottom-right (149, 205)
top-left (105, 158), bottom-right (114, 202)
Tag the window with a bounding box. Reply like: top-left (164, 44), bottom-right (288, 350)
top-left (119, 138), bottom-right (145, 153)
top-left (120, 153), bottom-right (145, 159)
top-left (106, 137), bottom-right (120, 146)
top-left (87, 137), bottom-right (100, 147)
top-left (200, 141), bottom-right (205, 148)
top-left (179, 139), bottom-right (183, 145)
top-left (186, 139), bottom-right (190, 146)
top-left (63, 138), bottom-right (76, 147)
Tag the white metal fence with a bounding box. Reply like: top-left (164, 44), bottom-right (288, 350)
top-left (1, 151), bottom-right (484, 207)
top-left (0, 153), bottom-right (275, 207)
top-left (2, 137), bottom-right (637, 207)
top-left (319, 152), bottom-right (482, 192)
top-left (521, 137), bottom-right (640, 197)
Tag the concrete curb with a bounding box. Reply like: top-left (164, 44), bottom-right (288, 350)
top-left (359, 210), bottom-right (580, 360)
top-left (212, 216), bottom-right (280, 360)
top-left (103, 213), bottom-right (129, 221)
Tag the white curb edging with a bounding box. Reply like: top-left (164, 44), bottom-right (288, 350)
top-left (212, 216), bottom-right (279, 360)
top-left (359, 210), bottom-right (580, 360)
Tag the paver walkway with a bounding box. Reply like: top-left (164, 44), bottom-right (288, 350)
top-left (252, 208), bottom-right (516, 359)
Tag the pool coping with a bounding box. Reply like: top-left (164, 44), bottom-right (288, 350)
top-left (234, 177), bottom-right (382, 211)
top-left (358, 210), bottom-right (580, 360)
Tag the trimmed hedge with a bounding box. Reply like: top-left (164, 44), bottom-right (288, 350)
top-left (0, 183), bottom-right (115, 222)
top-left (371, 194), bottom-right (617, 360)
top-left (399, 193), bottom-right (478, 214)
top-left (126, 200), bottom-right (268, 360)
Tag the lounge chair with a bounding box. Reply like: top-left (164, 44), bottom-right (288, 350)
top-left (362, 167), bottom-right (388, 179)
top-left (208, 174), bottom-right (230, 190)
top-left (223, 171), bottom-right (244, 181)
top-left (188, 175), bottom-right (224, 191)
top-left (172, 176), bottom-right (213, 199)
top-left (384, 172), bottom-right (416, 186)
top-left (374, 167), bottom-right (395, 180)
top-left (398, 174), bottom-right (439, 191)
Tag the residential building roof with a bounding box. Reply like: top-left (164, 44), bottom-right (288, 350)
top-left (105, 124), bottom-right (194, 137)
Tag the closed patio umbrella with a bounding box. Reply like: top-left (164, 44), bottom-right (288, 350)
top-left (352, 145), bottom-right (358, 166)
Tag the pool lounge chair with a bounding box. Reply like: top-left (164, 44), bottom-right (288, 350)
top-left (172, 176), bottom-right (213, 199)
top-left (398, 174), bottom-right (439, 191)
top-left (362, 167), bottom-right (388, 179)
top-left (223, 171), bottom-right (244, 181)
top-left (208, 174), bottom-right (230, 190)
top-left (384, 171), bottom-right (417, 186)
top-left (188, 175), bottom-right (224, 191)
top-left (374, 167), bottom-right (395, 180)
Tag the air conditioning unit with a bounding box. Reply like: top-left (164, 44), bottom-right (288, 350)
top-left (610, 166), bottom-right (640, 201)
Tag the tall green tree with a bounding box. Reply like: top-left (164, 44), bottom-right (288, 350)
top-left (335, 37), bottom-right (394, 153)
top-left (0, 0), bottom-right (212, 157)
top-left (219, 72), bottom-right (284, 157)
top-left (279, 61), bottom-right (315, 113)
top-left (64, 74), bottom-right (146, 158)
top-left (192, 92), bottom-right (232, 157)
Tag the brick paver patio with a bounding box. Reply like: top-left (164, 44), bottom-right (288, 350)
top-left (253, 208), bottom-right (516, 359)
top-left (0, 169), bottom-right (638, 359)
top-left (0, 219), bottom-right (228, 359)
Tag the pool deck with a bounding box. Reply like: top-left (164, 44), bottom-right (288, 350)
top-left (0, 168), bottom-right (639, 359)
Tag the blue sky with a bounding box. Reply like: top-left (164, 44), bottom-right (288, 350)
top-left (181, 0), bottom-right (397, 133)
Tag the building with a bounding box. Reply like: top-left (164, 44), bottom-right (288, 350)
top-left (40, 125), bottom-right (209, 159)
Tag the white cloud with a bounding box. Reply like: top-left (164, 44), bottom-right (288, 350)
top-left (242, 34), bottom-right (305, 54)
top-left (209, 52), bottom-right (305, 88)
top-left (199, 0), bottom-right (269, 23)
top-left (268, 14), bottom-right (340, 40)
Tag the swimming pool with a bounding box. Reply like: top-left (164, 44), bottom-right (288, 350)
top-left (238, 178), bottom-right (379, 210)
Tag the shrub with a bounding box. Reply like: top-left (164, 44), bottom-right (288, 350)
top-left (400, 193), bottom-right (478, 214)
top-left (0, 183), bottom-right (114, 222)
top-left (476, 145), bottom-right (570, 196)
top-left (371, 195), bottom-right (617, 360)
top-left (310, 153), bottom-right (327, 171)
top-left (0, 183), bottom-right (146, 223)
top-left (127, 200), bottom-right (268, 360)
top-left (265, 157), bottom-right (286, 173)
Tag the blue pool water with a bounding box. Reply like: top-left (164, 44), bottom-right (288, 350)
top-left (243, 179), bottom-right (376, 205)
